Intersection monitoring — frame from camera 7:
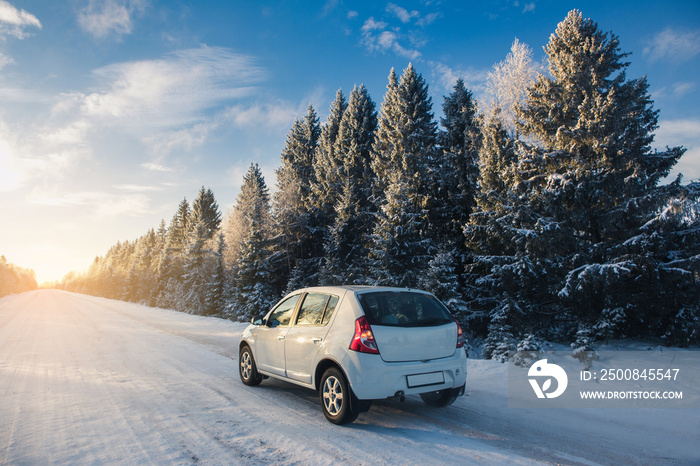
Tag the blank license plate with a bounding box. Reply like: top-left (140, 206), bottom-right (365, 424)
top-left (407, 371), bottom-right (445, 388)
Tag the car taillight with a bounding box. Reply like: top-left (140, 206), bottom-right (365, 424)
top-left (349, 316), bottom-right (379, 354)
top-left (454, 317), bottom-right (465, 348)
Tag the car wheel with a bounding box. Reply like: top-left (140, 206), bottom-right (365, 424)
top-left (419, 388), bottom-right (459, 407)
top-left (239, 345), bottom-right (263, 386)
top-left (320, 367), bottom-right (360, 425)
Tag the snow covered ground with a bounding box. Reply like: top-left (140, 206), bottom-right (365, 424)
top-left (0, 290), bottom-right (697, 465)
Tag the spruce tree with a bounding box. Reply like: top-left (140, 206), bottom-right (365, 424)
top-left (224, 163), bottom-right (271, 268)
top-left (205, 233), bottom-right (227, 316)
top-left (312, 89), bottom-right (347, 226)
top-left (182, 217), bottom-right (212, 314)
top-left (517, 10), bottom-right (688, 335)
top-left (368, 64), bottom-right (439, 287)
top-left (464, 114), bottom-right (544, 340)
top-left (433, 78), bottom-right (481, 320)
top-left (467, 10), bottom-right (695, 349)
top-left (371, 64), bottom-right (438, 201)
top-left (322, 84), bottom-right (378, 284)
top-left (272, 105), bottom-right (322, 293)
top-left (438, 78), bottom-right (480, 236)
top-left (191, 186), bottom-right (222, 241)
top-left (233, 182), bottom-right (277, 321)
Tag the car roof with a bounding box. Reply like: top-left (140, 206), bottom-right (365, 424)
top-left (293, 285), bottom-right (431, 295)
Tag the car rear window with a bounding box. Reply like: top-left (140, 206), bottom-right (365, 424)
top-left (358, 291), bottom-right (453, 327)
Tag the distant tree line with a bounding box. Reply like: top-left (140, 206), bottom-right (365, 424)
top-left (59, 11), bottom-right (700, 354)
top-left (0, 256), bottom-right (37, 298)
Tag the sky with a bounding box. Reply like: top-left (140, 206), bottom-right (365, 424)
top-left (1, 0), bottom-right (699, 284)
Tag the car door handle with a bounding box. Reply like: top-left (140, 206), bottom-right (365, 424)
top-left (312, 338), bottom-right (323, 344)
top-left (278, 336), bottom-right (286, 341)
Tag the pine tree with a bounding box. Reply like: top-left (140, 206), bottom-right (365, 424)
top-left (233, 184), bottom-right (277, 321)
top-left (150, 219), bottom-right (168, 306)
top-left (272, 105), bottom-right (322, 293)
top-left (182, 218), bottom-right (213, 314)
top-left (417, 250), bottom-right (469, 320)
top-left (463, 115), bottom-right (525, 337)
top-left (432, 78), bottom-right (482, 316)
top-left (312, 89), bottom-right (347, 226)
top-left (368, 64), bottom-right (439, 287)
top-left (279, 105), bottom-right (321, 205)
top-left (191, 186), bottom-right (222, 241)
top-left (0, 256), bottom-right (38, 297)
top-left (205, 233), bottom-right (227, 316)
top-left (468, 10), bottom-right (694, 347)
top-left (482, 300), bottom-right (518, 362)
top-left (127, 229), bottom-right (157, 303)
top-left (518, 10), bottom-right (688, 333)
top-left (371, 64), bottom-right (438, 201)
top-left (438, 77), bottom-right (480, 239)
top-left (322, 84), bottom-right (378, 284)
top-left (168, 198), bottom-right (191, 252)
top-left (224, 163), bottom-right (271, 268)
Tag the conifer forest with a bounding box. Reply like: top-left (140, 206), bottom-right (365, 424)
top-left (58, 11), bottom-right (700, 357)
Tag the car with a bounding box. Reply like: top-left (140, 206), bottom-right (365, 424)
top-left (238, 285), bottom-right (468, 425)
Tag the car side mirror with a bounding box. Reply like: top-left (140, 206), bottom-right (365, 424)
top-left (252, 316), bottom-right (265, 326)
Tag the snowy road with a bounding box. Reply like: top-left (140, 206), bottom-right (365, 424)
top-left (1, 291), bottom-right (697, 465)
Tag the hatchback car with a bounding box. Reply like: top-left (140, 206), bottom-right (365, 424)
top-left (238, 286), bottom-right (467, 424)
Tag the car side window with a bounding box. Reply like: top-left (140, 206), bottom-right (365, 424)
top-left (321, 295), bottom-right (339, 325)
top-left (295, 293), bottom-right (328, 326)
top-left (268, 294), bottom-right (301, 328)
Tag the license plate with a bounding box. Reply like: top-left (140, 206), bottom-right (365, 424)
top-left (406, 371), bottom-right (445, 388)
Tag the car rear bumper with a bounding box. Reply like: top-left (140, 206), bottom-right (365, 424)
top-left (341, 348), bottom-right (468, 400)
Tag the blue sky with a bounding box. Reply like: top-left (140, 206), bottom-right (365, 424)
top-left (1, 0), bottom-right (699, 284)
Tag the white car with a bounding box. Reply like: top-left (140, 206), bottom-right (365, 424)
top-left (238, 286), bottom-right (467, 424)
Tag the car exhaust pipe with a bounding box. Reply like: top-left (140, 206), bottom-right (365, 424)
top-left (394, 390), bottom-right (405, 403)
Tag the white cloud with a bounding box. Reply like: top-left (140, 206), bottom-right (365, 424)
top-left (80, 46), bottom-right (264, 131)
top-left (143, 120), bottom-right (217, 158)
top-left (115, 184), bottom-right (163, 192)
top-left (672, 82), bottom-right (695, 96)
top-left (416, 13), bottom-right (439, 27)
top-left (320, 0), bottom-right (339, 17)
top-left (141, 162), bottom-right (173, 172)
top-left (0, 124), bottom-right (24, 192)
top-left (0, 0), bottom-right (41, 39)
top-left (0, 45), bottom-right (276, 194)
top-left (656, 119), bottom-right (700, 182)
top-left (1, 45), bottom-right (275, 198)
top-left (644, 28), bottom-right (700, 63)
top-left (30, 188), bottom-right (151, 218)
top-left (522, 3), bottom-right (536, 13)
top-left (359, 4), bottom-right (441, 61)
top-left (428, 60), bottom-right (490, 95)
top-left (650, 81), bottom-right (698, 101)
top-left (96, 192), bottom-right (151, 217)
top-left (224, 101), bottom-right (298, 130)
top-left (361, 17), bottom-right (387, 33)
top-left (78, 0), bottom-right (145, 39)
top-left (656, 119), bottom-right (700, 142)
top-left (0, 118), bottom-right (90, 193)
top-left (0, 51), bottom-right (13, 69)
top-left (361, 18), bottom-right (421, 60)
top-left (386, 3), bottom-right (419, 23)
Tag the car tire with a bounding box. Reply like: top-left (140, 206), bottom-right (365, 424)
top-left (239, 345), bottom-right (263, 386)
top-left (419, 388), bottom-right (459, 407)
top-left (319, 367), bottom-right (360, 425)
